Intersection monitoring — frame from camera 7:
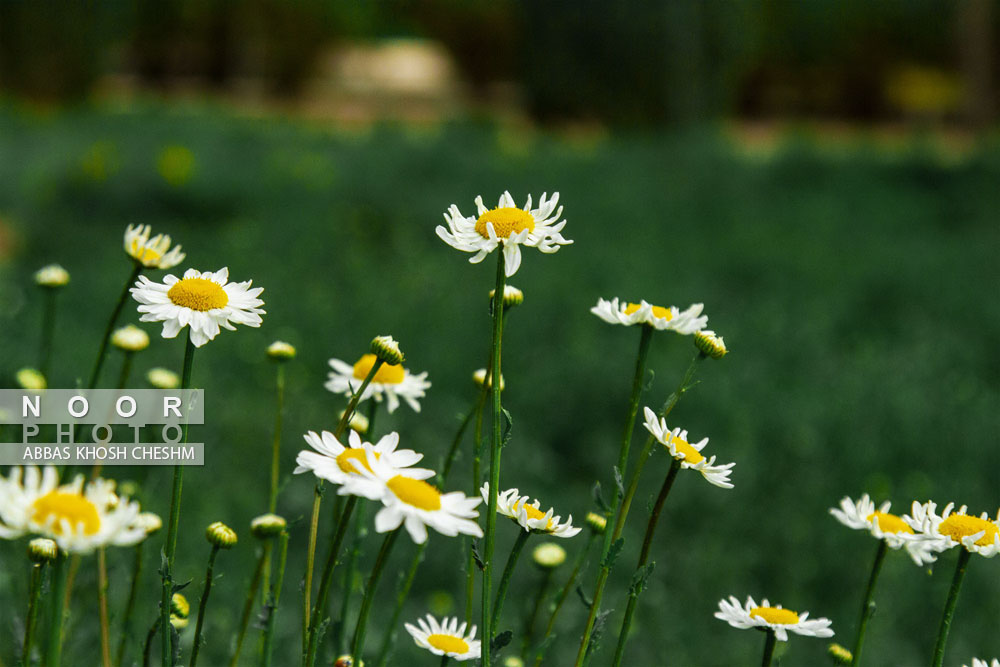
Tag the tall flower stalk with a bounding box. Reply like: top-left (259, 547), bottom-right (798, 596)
top-left (349, 528), bottom-right (402, 662)
top-left (491, 529), bottom-right (531, 629)
top-left (116, 539), bottom-right (147, 667)
top-left (534, 530), bottom-right (600, 666)
top-left (23, 539), bottom-right (56, 666)
top-left (261, 529), bottom-right (290, 667)
top-left (89, 264), bottom-right (143, 389)
top-left (760, 629), bottom-right (778, 667)
top-left (850, 541), bottom-right (887, 666)
top-left (190, 523), bottom-right (237, 667)
top-left (930, 549), bottom-right (971, 667)
top-left (45, 549), bottom-right (70, 667)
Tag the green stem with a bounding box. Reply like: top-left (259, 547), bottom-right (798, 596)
top-left (141, 618), bottom-right (159, 667)
top-left (89, 264), bottom-right (143, 389)
top-left (931, 548), bottom-right (971, 667)
top-left (268, 363), bottom-right (286, 514)
top-left (440, 401), bottom-right (478, 485)
top-left (98, 547), bottom-right (113, 667)
top-left (481, 251), bottom-right (507, 665)
top-left (761, 629), bottom-right (777, 667)
top-left (334, 502), bottom-right (368, 653)
top-left (850, 540), bottom-right (888, 667)
top-left (350, 529), bottom-right (401, 663)
top-left (228, 546), bottom-right (266, 667)
top-left (39, 288), bottom-right (58, 378)
top-left (466, 394), bottom-right (487, 625)
top-left (22, 561), bottom-right (47, 666)
top-left (533, 532), bottom-right (598, 667)
top-left (45, 551), bottom-right (69, 667)
top-left (491, 530), bottom-right (531, 630)
top-left (116, 351), bottom-right (135, 391)
top-left (611, 459), bottom-right (682, 667)
top-left (303, 359), bottom-right (383, 657)
top-left (374, 542), bottom-right (427, 667)
top-left (116, 542), bottom-right (144, 667)
top-left (574, 352), bottom-right (701, 667)
top-left (162, 331), bottom-right (196, 667)
top-left (189, 545), bottom-right (221, 667)
top-left (439, 655), bottom-right (450, 667)
top-left (261, 530), bottom-right (289, 667)
top-left (521, 568), bottom-right (553, 660)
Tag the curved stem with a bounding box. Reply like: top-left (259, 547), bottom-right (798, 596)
top-left (491, 530), bottom-right (531, 630)
top-left (761, 629), bottom-right (777, 667)
top-left (268, 363), bottom-right (286, 514)
top-left (228, 546), bottom-right (267, 666)
top-left (611, 459), bottom-right (681, 667)
top-left (22, 561), bottom-right (47, 665)
top-left (89, 264), bottom-right (143, 389)
top-left (931, 548), bottom-right (971, 667)
top-left (261, 530), bottom-right (289, 667)
top-left (189, 545), bottom-right (221, 667)
top-left (350, 529), bottom-right (401, 662)
top-left (481, 251), bottom-right (507, 664)
top-left (850, 540), bottom-right (887, 666)
top-left (45, 551), bottom-right (69, 667)
top-left (98, 548), bottom-right (113, 667)
top-left (116, 542), bottom-right (144, 667)
top-left (141, 618), bottom-right (159, 667)
top-left (534, 532), bottom-right (598, 667)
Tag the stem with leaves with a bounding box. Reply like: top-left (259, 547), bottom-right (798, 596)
top-left (189, 544), bottom-right (221, 667)
top-left (22, 557), bottom-right (48, 666)
top-left (261, 530), bottom-right (289, 667)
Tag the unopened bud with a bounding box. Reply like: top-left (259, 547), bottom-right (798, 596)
top-left (34, 264), bottom-right (70, 288)
top-left (111, 325), bottom-right (150, 352)
top-left (370, 335), bottom-right (404, 365)
top-left (585, 512), bottom-right (607, 534)
top-left (251, 514), bottom-right (287, 539)
top-left (267, 340), bottom-right (296, 360)
top-left (490, 284), bottom-right (524, 308)
top-left (206, 521), bottom-right (237, 549)
top-left (16, 368), bottom-right (46, 391)
top-left (532, 542), bottom-right (566, 569)
top-left (473, 368), bottom-right (505, 391)
top-left (827, 643), bottom-right (852, 665)
top-left (694, 330), bottom-right (727, 360)
top-left (146, 367), bottom-right (180, 389)
top-left (28, 538), bottom-right (58, 563)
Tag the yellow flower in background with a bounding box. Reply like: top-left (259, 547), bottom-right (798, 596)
top-left (124, 224), bottom-right (186, 269)
top-left (157, 145), bottom-right (195, 187)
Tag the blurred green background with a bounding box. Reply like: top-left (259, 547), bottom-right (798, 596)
top-left (1, 1), bottom-right (999, 665)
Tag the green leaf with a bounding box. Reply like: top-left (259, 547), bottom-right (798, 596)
top-left (629, 562), bottom-right (656, 596)
top-left (602, 538), bottom-right (624, 569)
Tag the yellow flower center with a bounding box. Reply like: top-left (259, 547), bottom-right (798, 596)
top-left (624, 303), bottom-right (673, 321)
top-left (387, 475), bottom-right (441, 511)
top-left (866, 511), bottom-right (913, 535)
top-left (130, 241), bottom-right (162, 265)
top-left (475, 207), bottom-right (535, 239)
top-left (427, 634), bottom-right (470, 654)
top-left (939, 514), bottom-right (999, 546)
top-left (352, 354), bottom-right (405, 384)
top-left (667, 435), bottom-right (704, 465)
top-left (750, 606), bottom-right (800, 625)
top-left (32, 491), bottom-right (101, 536)
top-left (335, 449), bottom-right (379, 474)
top-left (513, 499), bottom-right (555, 530)
top-left (167, 277), bottom-right (228, 312)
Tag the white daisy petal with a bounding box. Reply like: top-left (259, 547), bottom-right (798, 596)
top-left (325, 354), bottom-right (430, 415)
top-left (715, 595), bottom-right (834, 642)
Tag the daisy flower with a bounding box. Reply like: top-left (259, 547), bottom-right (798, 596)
top-left (340, 452), bottom-right (482, 544)
top-left (715, 596), bottom-right (834, 642)
top-left (130, 267), bottom-right (265, 347)
top-left (482, 483), bottom-right (582, 538)
top-left (966, 659), bottom-right (1000, 667)
top-left (830, 494), bottom-right (941, 565)
top-left (0, 467), bottom-right (145, 554)
top-left (326, 353), bottom-right (430, 413)
top-left (904, 501), bottom-right (1000, 558)
top-left (591, 298), bottom-right (707, 334)
top-left (293, 429), bottom-right (434, 496)
top-left (436, 191), bottom-right (571, 277)
top-left (404, 614), bottom-right (481, 661)
top-left (123, 224), bottom-right (185, 269)
top-left (642, 407), bottom-right (734, 488)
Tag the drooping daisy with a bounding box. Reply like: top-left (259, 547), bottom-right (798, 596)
top-left (123, 224), bottom-right (185, 269)
top-left (0, 467), bottom-right (145, 554)
top-left (130, 267), bottom-right (265, 347)
top-left (830, 495), bottom-right (942, 565)
top-left (294, 429), bottom-right (434, 496)
top-left (340, 452), bottom-right (482, 544)
top-left (715, 596), bottom-right (834, 642)
top-left (326, 353), bottom-right (430, 413)
top-left (482, 483), bottom-right (582, 538)
top-left (404, 614), bottom-right (481, 661)
top-left (436, 191), bottom-right (571, 276)
top-left (642, 407), bottom-right (734, 488)
top-left (904, 501), bottom-right (1000, 558)
top-left (591, 298), bottom-right (707, 334)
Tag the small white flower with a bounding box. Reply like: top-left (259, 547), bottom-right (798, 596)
top-left (34, 264), bottom-right (70, 288)
top-left (642, 407), bottom-right (734, 488)
top-left (437, 191), bottom-right (571, 277)
top-left (830, 495), bottom-right (942, 565)
top-left (904, 501), bottom-right (1000, 558)
top-left (326, 354), bottom-right (429, 414)
top-left (483, 483), bottom-right (582, 538)
top-left (715, 596), bottom-right (834, 642)
top-left (591, 298), bottom-right (707, 334)
top-left (0, 467), bottom-right (146, 554)
top-left (404, 614), bottom-right (481, 661)
top-left (123, 224), bottom-right (185, 269)
top-left (130, 267), bottom-right (265, 347)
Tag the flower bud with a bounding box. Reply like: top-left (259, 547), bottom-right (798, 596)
top-left (170, 615), bottom-right (189, 629)
top-left (205, 521), bottom-right (237, 549)
top-left (585, 512), bottom-right (607, 534)
top-left (267, 340), bottom-right (296, 361)
top-left (251, 514), bottom-right (287, 539)
top-left (111, 325), bottom-right (150, 352)
top-left (503, 657), bottom-right (525, 667)
top-left (370, 335), bottom-right (404, 366)
top-left (34, 264), bottom-right (70, 288)
top-left (338, 409), bottom-right (369, 435)
top-left (694, 330), bottom-right (727, 360)
top-left (335, 656), bottom-right (364, 667)
top-left (827, 643), bottom-right (852, 665)
top-left (473, 368), bottom-right (505, 391)
top-left (532, 542), bottom-right (566, 569)
top-left (28, 538), bottom-right (58, 563)
top-left (16, 368), bottom-right (46, 391)
top-left (490, 284), bottom-right (524, 308)
top-left (171, 593), bottom-right (190, 618)
top-left (146, 367), bottom-right (180, 389)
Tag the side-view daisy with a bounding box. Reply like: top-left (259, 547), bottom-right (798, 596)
top-left (715, 596), bottom-right (834, 642)
top-left (904, 501), bottom-right (1000, 557)
top-left (642, 407), bottom-right (734, 488)
top-left (0, 467), bottom-right (146, 553)
top-left (131, 267), bottom-right (265, 347)
top-left (436, 191), bottom-right (571, 276)
top-left (326, 353), bottom-right (430, 414)
top-left (342, 452), bottom-right (483, 544)
top-left (124, 224), bottom-right (185, 269)
top-left (404, 614), bottom-right (481, 661)
top-left (830, 494), bottom-right (941, 564)
top-left (293, 429), bottom-right (434, 496)
top-left (591, 298), bottom-right (707, 334)
top-left (482, 483), bottom-right (582, 538)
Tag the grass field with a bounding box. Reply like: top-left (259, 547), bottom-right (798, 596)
top-left (1, 102), bottom-right (998, 665)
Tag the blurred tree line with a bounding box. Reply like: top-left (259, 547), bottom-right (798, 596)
top-left (0, 0), bottom-right (995, 125)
